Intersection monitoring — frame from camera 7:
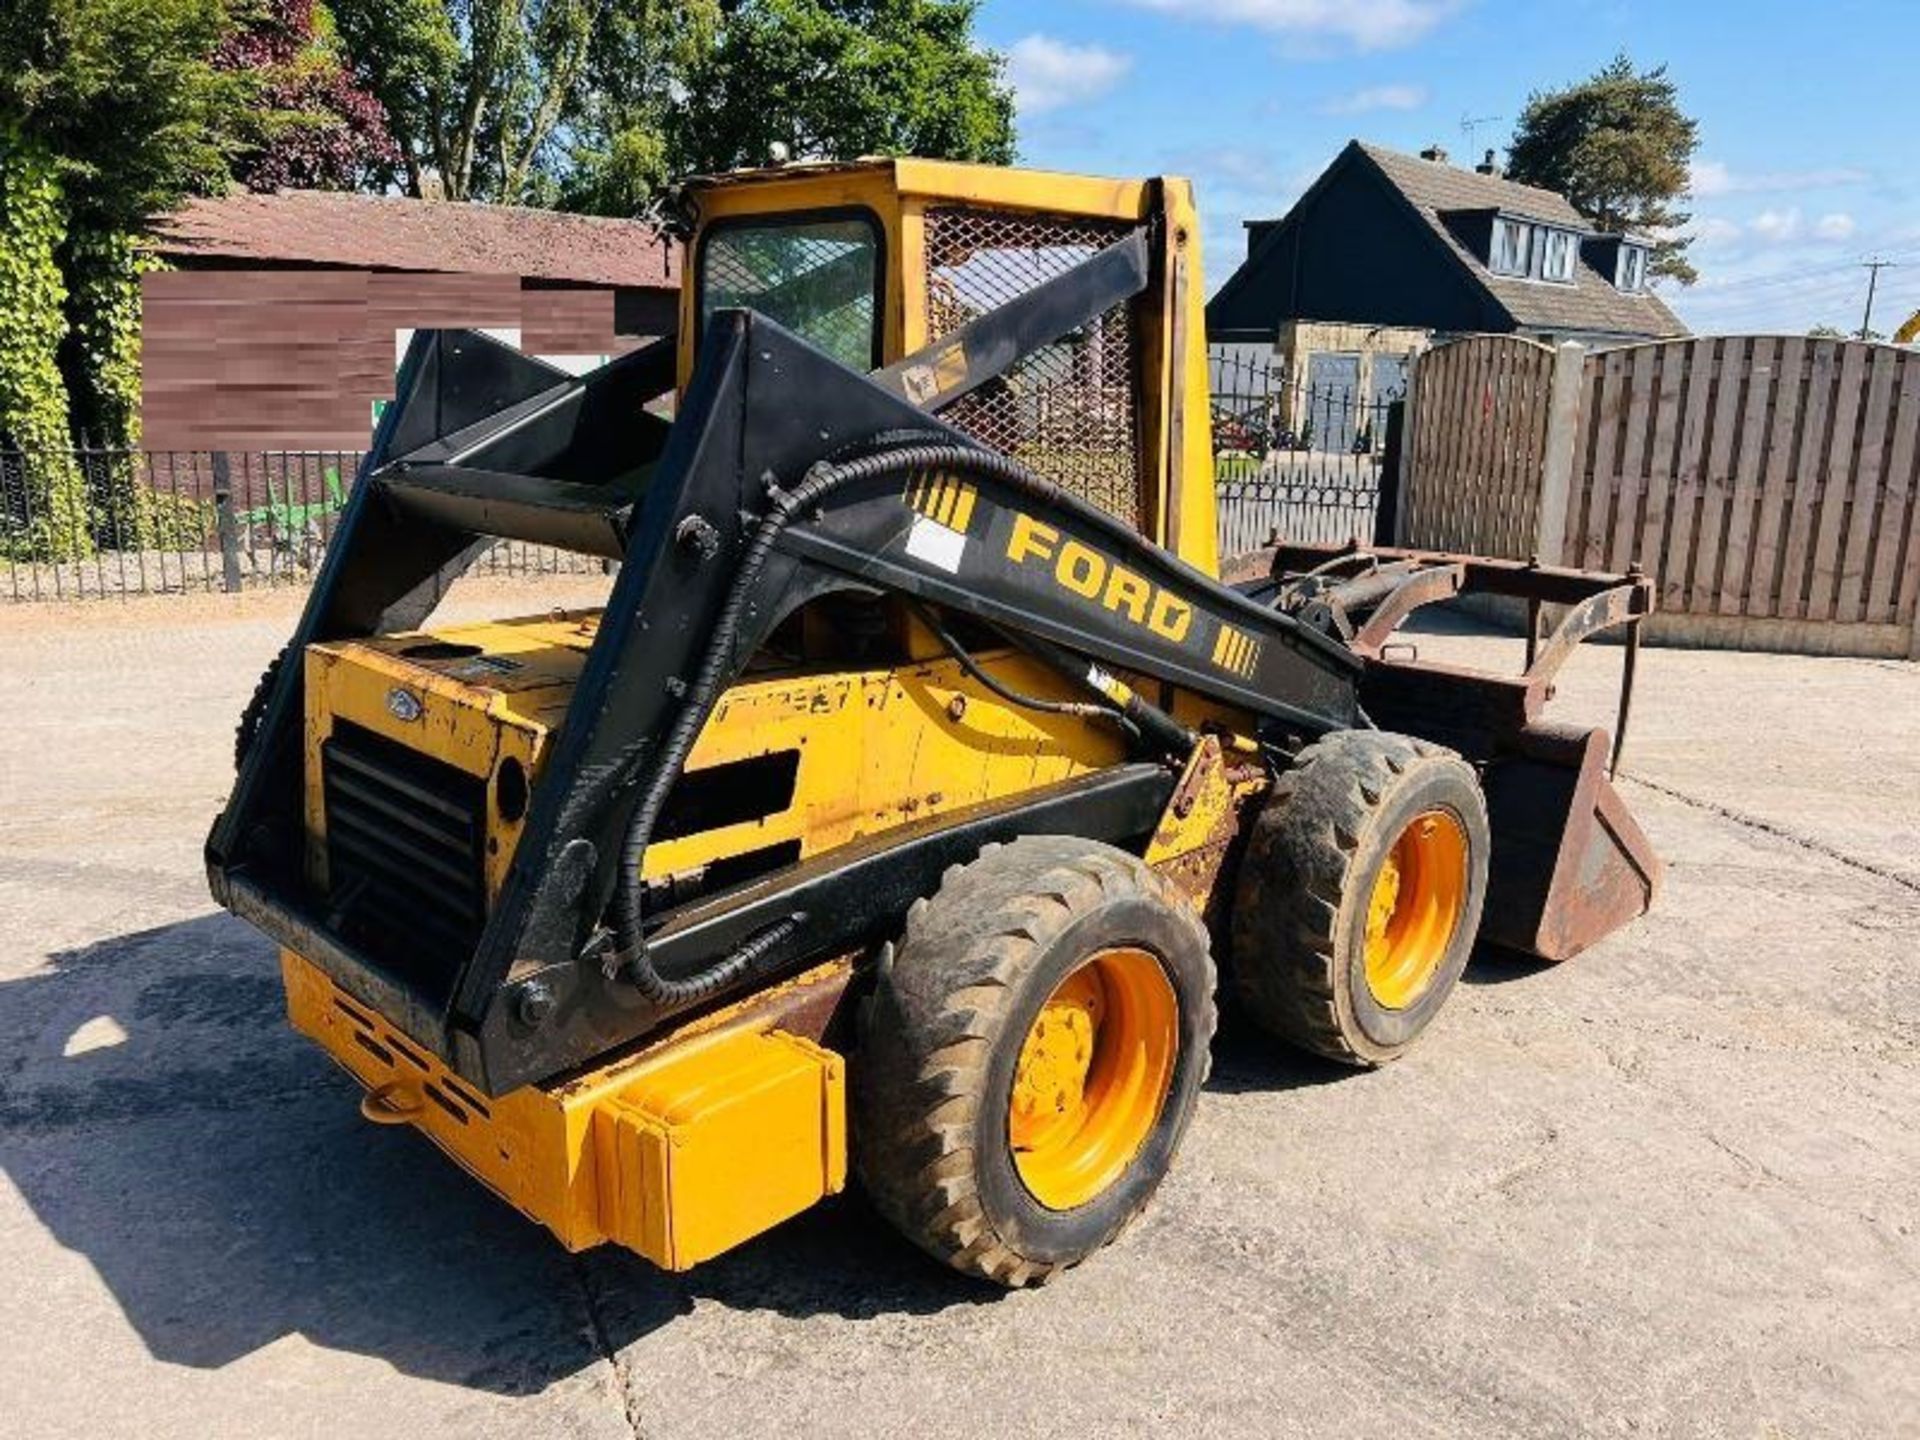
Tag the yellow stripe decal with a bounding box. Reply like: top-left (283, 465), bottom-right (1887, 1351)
top-left (1210, 624), bottom-right (1260, 678)
top-left (949, 483), bottom-right (976, 535)
top-left (906, 473), bottom-right (978, 534)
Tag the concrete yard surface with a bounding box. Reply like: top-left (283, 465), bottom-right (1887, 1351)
top-left (1, 584), bottom-right (1915, 1439)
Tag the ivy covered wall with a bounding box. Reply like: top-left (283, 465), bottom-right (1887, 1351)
top-left (0, 125), bottom-right (89, 559)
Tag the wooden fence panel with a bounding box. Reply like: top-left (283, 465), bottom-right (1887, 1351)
top-left (1570, 349), bottom-right (1618, 569)
top-left (1412, 331), bottom-right (1920, 655)
top-left (1639, 340), bottom-right (1685, 592)
top-left (1807, 343), bottom-right (1867, 621)
top-left (1872, 360), bottom-right (1920, 625)
top-left (1607, 344), bottom-right (1654, 569)
top-left (1580, 337), bottom-right (1920, 641)
top-left (1662, 336), bottom-right (1714, 611)
top-left (1715, 336), bottom-right (1774, 615)
top-left (1404, 336), bottom-right (1556, 557)
top-left (1747, 339), bottom-right (1806, 620)
top-left (1836, 346), bottom-right (1900, 620)
top-left (1775, 342), bottom-right (1835, 619)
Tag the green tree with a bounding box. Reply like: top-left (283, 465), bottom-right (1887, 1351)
top-left (670, 0), bottom-right (1014, 178)
top-left (1505, 54), bottom-right (1700, 285)
top-left (556, 1), bottom-right (719, 215)
top-left (217, 0), bottom-right (401, 193)
top-left (331, 0), bottom-right (633, 203)
top-left (2, 0), bottom-right (240, 233)
top-left (332, 0), bottom-right (1011, 212)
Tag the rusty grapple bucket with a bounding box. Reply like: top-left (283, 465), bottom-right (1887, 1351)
top-left (1247, 545), bottom-right (1663, 963)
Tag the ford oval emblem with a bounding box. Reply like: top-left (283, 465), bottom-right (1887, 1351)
top-left (386, 688), bottom-right (424, 722)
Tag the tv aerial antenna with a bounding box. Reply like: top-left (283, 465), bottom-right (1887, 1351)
top-left (1460, 113), bottom-right (1505, 156)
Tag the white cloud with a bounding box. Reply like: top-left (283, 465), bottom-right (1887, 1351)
top-left (1690, 159), bottom-right (1870, 197)
top-left (1170, 146), bottom-right (1292, 193)
top-left (1671, 218), bottom-right (1915, 334)
top-left (1688, 208), bottom-right (1862, 260)
top-left (1320, 83), bottom-right (1429, 115)
top-left (1005, 34), bottom-right (1132, 115)
top-left (1689, 217), bottom-right (1745, 249)
top-left (1119, 0), bottom-right (1459, 53)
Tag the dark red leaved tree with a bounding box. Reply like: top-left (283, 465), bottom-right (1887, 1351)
top-left (217, 0), bottom-right (399, 191)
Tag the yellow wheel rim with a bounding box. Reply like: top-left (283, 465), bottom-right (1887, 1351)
top-left (1009, 947), bottom-right (1178, 1211)
top-left (1363, 809), bottom-right (1469, 1010)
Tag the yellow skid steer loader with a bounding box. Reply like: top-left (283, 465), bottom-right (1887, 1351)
top-left (207, 159), bottom-right (1660, 1285)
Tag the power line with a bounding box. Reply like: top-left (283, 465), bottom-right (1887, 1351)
top-left (1693, 259), bottom-right (1867, 295)
top-left (1695, 277), bottom-right (1881, 311)
top-left (1688, 246), bottom-right (1920, 301)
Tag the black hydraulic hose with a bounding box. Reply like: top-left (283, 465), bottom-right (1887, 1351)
top-left (608, 440), bottom-right (1086, 1004)
top-left (1005, 628), bottom-right (1200, 758)
top-left (909, 601), bottom-right (1140, 743)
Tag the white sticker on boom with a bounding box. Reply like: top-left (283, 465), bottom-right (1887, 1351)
top-left (905, 514), bottom-right (966, 574)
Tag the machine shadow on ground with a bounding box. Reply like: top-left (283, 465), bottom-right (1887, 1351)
top-left (1202, 939), bottom-right (1553, 1093)
top-left (1201, 1010), bottom-right (1354, 1094)
top-left (0, 913), bottom-right (997, 1396)
top-left (1, 908), bottom-right (1570, 1393)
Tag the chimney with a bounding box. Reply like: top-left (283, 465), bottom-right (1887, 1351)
top-left (1475, 149), bottom-right (1501, 177)
top-left (1418, 144), bottom-right (1451, 165)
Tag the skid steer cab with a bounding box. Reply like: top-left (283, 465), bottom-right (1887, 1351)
top-left (207, 158), bottom-right (1660, 1286)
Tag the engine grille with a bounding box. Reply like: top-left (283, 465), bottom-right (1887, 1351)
top-left (923, 206), bottom-right (1144, 529)
top-left (322, 720), bottom-right (488, 992)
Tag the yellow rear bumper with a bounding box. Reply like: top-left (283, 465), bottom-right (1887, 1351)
top-left (280, 948), bottom-right (847, 1270)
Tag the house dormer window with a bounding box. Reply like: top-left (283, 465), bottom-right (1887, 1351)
top-left (1488, 218), bottom-right (1581, 284)
top-left (1539, 228), bottom-right (1577, 283)
top-left (1617, 244), bottom-right (1649, 293)
top-left (1491, 218), bottom-right (1531, 276)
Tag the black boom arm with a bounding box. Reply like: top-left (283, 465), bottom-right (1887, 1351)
top-left (208, 305), bottom-right (1359, 1092)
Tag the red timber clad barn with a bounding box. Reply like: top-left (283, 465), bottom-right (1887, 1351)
top-left (143, 190), bottom-right (682, 453)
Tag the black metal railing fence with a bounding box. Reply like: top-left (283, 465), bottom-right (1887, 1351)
top-left (0, 445), bottom-right (604, 601)
top-left (5, 363), bottom-right (1402, 600)
top-left (1208, 349), bottom-right (1401, 555)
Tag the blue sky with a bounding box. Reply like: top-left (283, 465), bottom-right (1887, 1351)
top-left (975, 0), bottom-right (1919, 336)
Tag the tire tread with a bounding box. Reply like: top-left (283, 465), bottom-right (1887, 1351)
top-left (1230, 731), bottom-right (1468, 1065)
top-left (855, 835), bottom-right (1216, 1287)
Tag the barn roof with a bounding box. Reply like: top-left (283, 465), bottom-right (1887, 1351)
top-left (156, 189), bottom-right (680, 290)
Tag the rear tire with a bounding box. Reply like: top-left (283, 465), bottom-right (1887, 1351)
top-left (234, 648), bottom-right (289, 772)
top-left (853, 835), bottom-right (1216, 1287)
top-left (1230, 731), bottom-right (1488, 1067)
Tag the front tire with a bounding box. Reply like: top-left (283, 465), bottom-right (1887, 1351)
top-left (853, 836), bottom-right (1216, 1287)
top-left (1230, 731), bottom-right (1489, 1067)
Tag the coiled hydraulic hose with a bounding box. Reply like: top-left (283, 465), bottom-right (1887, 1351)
top-left (608, 441), bottom-right (1108, 1006)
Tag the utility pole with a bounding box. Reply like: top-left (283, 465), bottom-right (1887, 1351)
top-left (1860, 257), bottom-right (1898, 340)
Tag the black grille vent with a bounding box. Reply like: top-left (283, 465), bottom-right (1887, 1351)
top-left (322, 720), bottom-right (487, 994)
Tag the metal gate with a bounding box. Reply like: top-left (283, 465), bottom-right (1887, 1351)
top-left (1210, 348), bottom-right (1397, 558)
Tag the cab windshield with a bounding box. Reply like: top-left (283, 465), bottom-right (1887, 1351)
top-left (699, 214), bottom-right (882, 371)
